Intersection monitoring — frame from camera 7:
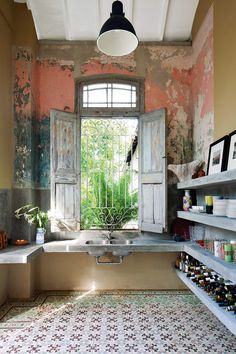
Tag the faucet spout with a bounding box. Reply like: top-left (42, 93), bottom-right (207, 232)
top-left (103, 230), bottom-right (113, 240)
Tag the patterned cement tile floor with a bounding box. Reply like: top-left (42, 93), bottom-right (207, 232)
top-left (0, 290), bottom-right (235, 354)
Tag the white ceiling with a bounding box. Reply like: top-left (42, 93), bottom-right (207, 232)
top-left (15, 0), bottom-right (199, 42)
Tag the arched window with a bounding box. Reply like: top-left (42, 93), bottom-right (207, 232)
top-left (76, 76), bottom-right (143, 117)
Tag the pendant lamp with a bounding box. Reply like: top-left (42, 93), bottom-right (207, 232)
top-left (97, 0), bottom-right (138, 56)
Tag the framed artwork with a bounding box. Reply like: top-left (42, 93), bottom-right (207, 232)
top-left (207, 136), bottom-right (229, 175)
top-left (227, 130), bottom-right (236, 171)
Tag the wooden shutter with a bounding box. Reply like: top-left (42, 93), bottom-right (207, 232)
top-left (139, 109), bottom-right (167, 233)
top-left (50, 109), bottom-right (80, 232)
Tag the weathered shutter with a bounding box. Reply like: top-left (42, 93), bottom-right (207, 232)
top-left (50, 109), bottom-right (80, 232)
top-left (139, 109), bottom-right (167, 233)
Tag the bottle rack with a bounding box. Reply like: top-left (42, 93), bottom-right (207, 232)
top-left (184, 243), bottom-right (236, 283)
top-left (176, 270), bottom-right (236, 336)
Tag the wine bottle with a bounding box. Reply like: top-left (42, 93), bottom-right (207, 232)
top-left (184, 255), bottom-right (190, 273)
top-left (226, 305), bottom-right (236, 311)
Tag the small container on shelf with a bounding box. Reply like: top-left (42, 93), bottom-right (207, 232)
top-left (205, 196), bottom-right (213, 214)
top-left (230, 240), bottom-right (236, 262)
top-left (224, 243), bottom-right (233, 262)
top-left (0, 230), bottom-right (8, 249)
top-left (226, 200), bottom-right (236, 219)
top-left (214, 240), bottom-right (222, 258)
top-left (183, 190), bottom-right (192, 211)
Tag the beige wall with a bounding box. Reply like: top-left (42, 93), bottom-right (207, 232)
top-left (8, 260), bottom-right (36, 298)
top-left (192, 0), bottom-right (213, 40)
top-left (214, 0), bottom-right (236, 139)
top-left (13, 3), bottom-right (38, 53)
top-left (0, 265), bottom-right (8, 305)
top-left (36, 253), bottom-right (185, 291)
top-left (0, 2), bottom-right (37, 188)
top-left (0, 0), bottom-right (13, 188)
top-left (0, 253), bottom-right (185, 303)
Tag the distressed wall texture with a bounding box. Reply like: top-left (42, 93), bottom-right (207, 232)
top-left (13, 43), bottom-right (194, 191)
top-left (12, 7), bottom-right (214, 238)
top-left (192, 6), bottom-right (214, 164)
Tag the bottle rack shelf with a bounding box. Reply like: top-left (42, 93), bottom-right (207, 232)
top-left (185, 244), bottom-right (236, 283)
top-left (177, 211), bottom-right (236, 233)
top-left (176, 270), bottom-right (236, 336)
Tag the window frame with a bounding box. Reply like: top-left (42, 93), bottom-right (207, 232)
top-left (75, 75), bottom-right (144, 117)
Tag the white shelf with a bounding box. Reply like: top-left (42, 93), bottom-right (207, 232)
top-left (185, 243), bottom-right (236, 283)
top-left (177, 169), bottom-right (236, 190)
top-left (177, 211), bottom-right (236, 232)
top-left (177, 270), bottom-right (236, 336)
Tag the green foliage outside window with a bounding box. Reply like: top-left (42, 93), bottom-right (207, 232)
top-left (81, 119), bottom-right (138, 230)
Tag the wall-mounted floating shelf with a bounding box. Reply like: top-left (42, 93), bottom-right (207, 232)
top-left (185, 243), bottom-right (236, 283)
top-left (177, 169), bottom-right (236, 335)
top-left (177, 169), bottom-right (236, 190)
top-left (177, 211), bottom-right (236, 233)
top-left (176, 270), bottom-right (236, 336)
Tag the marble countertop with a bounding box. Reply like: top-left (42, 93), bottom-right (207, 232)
top-left (0, 235), bottom-right (187, 264)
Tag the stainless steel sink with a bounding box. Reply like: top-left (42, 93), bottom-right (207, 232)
top-left (109, 240), bottom-right (133, 245)
top-left (85, 239), bottom-right (133, 257)
top-left (85, 240), bottom-right (110, 245)
top-left (85, 239), bottom-right (133, 245)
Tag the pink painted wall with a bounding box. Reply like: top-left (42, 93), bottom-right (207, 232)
top-left (37, 60), bottom-right (74, 117)
top-left (191, 5), bottom-right (214, 164)
top-left (36, 44), bottom-right (193, 168)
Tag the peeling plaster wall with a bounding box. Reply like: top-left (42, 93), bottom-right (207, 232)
top-left (12, 20), bottom-right (214, 239)
top-left (14, 43), bottom-right (193, 190)
top-left (11, 42), bottom-right (196, 239)
top-left (192, 5), bottom-right (214, 164)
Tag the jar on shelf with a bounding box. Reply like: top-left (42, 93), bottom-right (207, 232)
top-left (230, 240), bottom-right (236, 262)
top-left (183, 190), bottom-right (192, 211)
top-left (224, 243), bottom-right (232, 262)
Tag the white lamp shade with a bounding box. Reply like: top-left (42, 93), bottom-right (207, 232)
top-left (97, 29), bottom-right (138, 56)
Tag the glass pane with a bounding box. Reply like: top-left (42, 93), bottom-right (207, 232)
top-left (88, 103), bottom-right (108, 107)
top-left (132, 91), bottom-right (137, 104)
top-left (112, 84), bottom-right (132, 90)
top-left (82, 82), bottom-right (137, 108)
top-left (87, 83), bottom-right (107, 90)
top-left (113, 88), bottom-right (131, 104)
top-left (88, 88), bottom-right (107, 103)
top-left (83, 90), bottom-right (88, 106)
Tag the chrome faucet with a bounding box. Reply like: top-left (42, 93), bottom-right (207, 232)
top-left (103, 230), bottom-right (113, 240)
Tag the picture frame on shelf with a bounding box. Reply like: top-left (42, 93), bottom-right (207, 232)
top-left (207, 135), bottom-right (229, 175)
top-left (227, 130), bottom-right (236, 171)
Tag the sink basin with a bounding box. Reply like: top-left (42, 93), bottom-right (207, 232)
top-left (85, 239), bottom-right (133, 257)
top-left (109, 240), bottom-right (133, 245)
top-left (85, 240), bottom-right (110, 245)
top-left (85, 239), bottom-right (133, 245)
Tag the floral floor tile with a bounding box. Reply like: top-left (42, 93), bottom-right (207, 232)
top-left (0, 290), bottom-right (235, 353)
